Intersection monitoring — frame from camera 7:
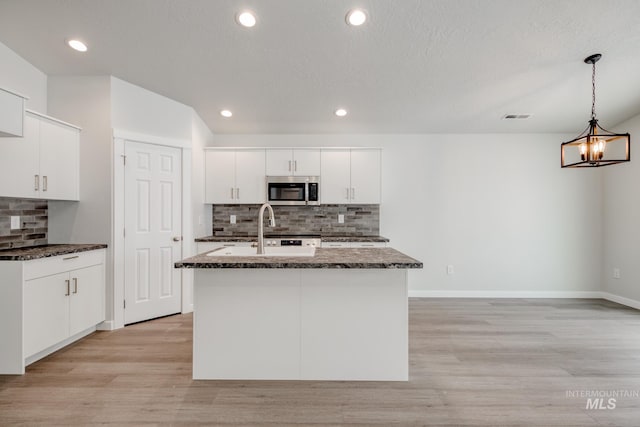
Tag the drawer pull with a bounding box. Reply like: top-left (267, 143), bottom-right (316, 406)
top-left (63, 255), bottom-right (79, 260)
top-left (73, 278), bottom-right (78, 294)
top-left (34, 175), bottom-right (39, 191)
top-left (65, 279), bottom-right (70, 296)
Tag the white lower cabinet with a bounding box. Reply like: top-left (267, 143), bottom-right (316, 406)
top-left (0, 249), bottom-right (105, 374)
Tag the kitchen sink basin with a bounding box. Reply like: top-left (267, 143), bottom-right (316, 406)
top-left (207, 246), bottom-right (316, 257)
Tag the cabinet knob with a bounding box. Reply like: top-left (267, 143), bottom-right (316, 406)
top-left (172, 236), bottom-right (182, 242)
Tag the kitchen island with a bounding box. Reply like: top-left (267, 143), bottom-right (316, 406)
top-left (176, 247), bottom-right (422, 381)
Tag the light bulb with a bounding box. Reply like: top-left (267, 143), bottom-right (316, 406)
top-left (346, 9), bottom-right (367, 26)
top-left (237, 11), bottom-right (257, 27)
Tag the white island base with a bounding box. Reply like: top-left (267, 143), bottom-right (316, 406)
top-left (193, 269), bottom-right (408, 381)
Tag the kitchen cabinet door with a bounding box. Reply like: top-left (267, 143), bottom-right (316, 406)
top-left (235, 149), bottom-right (266, 204)
top-left (69, 264), bottom-right (105, 337)
top-left (0, 88), bottom-right (25, 137)
top-left (292, 149), bottom-right (320, 176)
top-left (0, 114), bottom-right (40, 199)
top-left (265, 149), bottom-right (293, 176)
top-left (39, 119), bottom-right (80, 201)
top-left (350, 149), bottom-right (381, 204)
top-left (23, 272), bottom-right (70, 358)
top-left (205, 150), bottom-right (236, 204)
top-left (320, 149), bottom-right (351, 204)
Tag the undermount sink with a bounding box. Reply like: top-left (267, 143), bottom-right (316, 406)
top-left (207, 246), bottom-right (316, 257)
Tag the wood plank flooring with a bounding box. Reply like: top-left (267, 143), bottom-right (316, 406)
top-left (2, 298), bottom-right (640, 426)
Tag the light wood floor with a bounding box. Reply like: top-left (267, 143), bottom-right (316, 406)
top-left (2, 298), bottom-right (640, 426)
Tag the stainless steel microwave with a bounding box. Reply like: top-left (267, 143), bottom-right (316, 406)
top-left (266, 176), bottom-right (320, 205)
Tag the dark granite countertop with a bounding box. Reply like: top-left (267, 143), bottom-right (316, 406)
top-left (0, 244), bottom-right (108, 261)
top-left (195, 235), bottom-right (390, 243)
top-left (175, 247), bottom-right (422, 269)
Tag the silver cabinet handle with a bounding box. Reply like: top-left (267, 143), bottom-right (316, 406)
top-left (236, 188), bottom-right (240, 199)
top-left (43, 176), bottom-right (48, 192)
top-left (34, 175), bottom-right (39, 191)
top-left (288, 160), bottom-right (292, 171)
top-left (223, 243), bottom-right (236, 247)
top-left (65, 279), bottom-right (70, 296)
top-left (345, 188), bottom-right (350, 199)
top-left (172, 236), bottom-right (182, 242)
top-left (294, 160), bottom-right (297, 172)
top-left (230, 187), bottom-right (234, 199)
top-left (351, 188), bottom-right (355, 199)
top-left (72, 278), bottom-right (78, 294)
top-left (63, 255), bottom-right (79, 260)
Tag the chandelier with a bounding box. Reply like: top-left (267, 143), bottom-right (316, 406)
top-left (560, 54), bottom-right (630, 168)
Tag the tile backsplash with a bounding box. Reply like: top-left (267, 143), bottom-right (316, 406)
top-left (0, 198), bottom-right (48, 249)
top-left (212, 204), bottom-right (379, 237)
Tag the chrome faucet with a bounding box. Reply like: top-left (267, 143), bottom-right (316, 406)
top-left (257, 203), bottom-right (276, 254)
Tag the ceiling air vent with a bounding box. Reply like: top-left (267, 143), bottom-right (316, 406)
top-left (502, 114), bottom-right (532, 120)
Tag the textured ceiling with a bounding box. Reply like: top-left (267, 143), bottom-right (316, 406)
top-left (1, 0), bottom-right (640, 134)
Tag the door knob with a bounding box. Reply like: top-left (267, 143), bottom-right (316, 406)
top-left (172, 237), bottom-right (182, 242)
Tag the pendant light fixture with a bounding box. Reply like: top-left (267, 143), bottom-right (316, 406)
top-left (560, 54), bottom-right (630, 168)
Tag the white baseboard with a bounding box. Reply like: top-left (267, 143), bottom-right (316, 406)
top-left (600, 292), bottom-right (640, 310)
top-left (408, 290), bottom-right (640, 311)
top-left (97, 320), bottom-right (116, 331)
top-left (408, 290), bottom-right (603, 299)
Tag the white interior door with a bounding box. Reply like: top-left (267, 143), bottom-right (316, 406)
top-left (124, 141), bottom-right (182, 325)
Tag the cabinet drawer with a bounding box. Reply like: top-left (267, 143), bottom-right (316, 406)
top-left (351, 242), bottom-right (387, 248)
top-left (23, 249), bottom-right (106, 281)
top-left (197, 242), bottom-right (253, 254)
top-left (321, 242), bottom-right (352, 248)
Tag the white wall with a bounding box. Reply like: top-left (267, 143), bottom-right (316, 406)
top-left (213, 133), bottom-right (603, 295)
top-left (0, 41), bottom-right (47, 112)
top-left (110, 77), bottom-right (192, 140)
top-left (603, 112), bottom-right (640, 304)
top-left (47, 76), bottom-right (114, 320)
top-left (191, 112), bottom-right (214, 241)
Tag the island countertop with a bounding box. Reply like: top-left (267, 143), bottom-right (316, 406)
top-left (175, 247), bottom-right (422, 269)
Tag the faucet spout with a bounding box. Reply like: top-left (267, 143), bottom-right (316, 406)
top-left (257, 203), bottom-right (276, 254)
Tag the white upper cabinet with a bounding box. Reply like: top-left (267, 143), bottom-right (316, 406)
top-left (0, 114), bottom-right (40, 198)
top-left (39, 118), bottom-right (79, 200)
top-left (0, 88), bottom-right (27, 137)
top-left (321, 149), bottom-right (381, 204)
top-left (205, 149), bottom-right (266, 204)
top-left (0, 111), bottom-right (80, 201)
top-left (266, 149), bottom-right (320, 176)
top-left (350, 149), bottom-right (381, 204)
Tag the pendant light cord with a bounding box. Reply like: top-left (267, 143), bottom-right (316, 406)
top-left (591, 61), bottom-right (597, 120)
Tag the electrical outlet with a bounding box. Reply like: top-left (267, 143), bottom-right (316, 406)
top-left (338, 214), bottom-right (345, 224)
top-left (230, 215), bottom-right (236, 224)
top-left (613, 268), bottom-right (621, 279)
top-left (447, 265), bottom-right (454, 275)
top-left (10, 216), bottom-right (20, 230)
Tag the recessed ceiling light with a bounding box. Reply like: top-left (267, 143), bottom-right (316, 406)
top-left (335, 108), bottom-right (348, 117)
top-left (220, 109), bottom-right (233, 118)
top-left (67, 39), bottom-right (88, 52)
top-left (236, 11), bottom-right (257, 27)
top-left (346, 9), bottom-right (367, 26)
